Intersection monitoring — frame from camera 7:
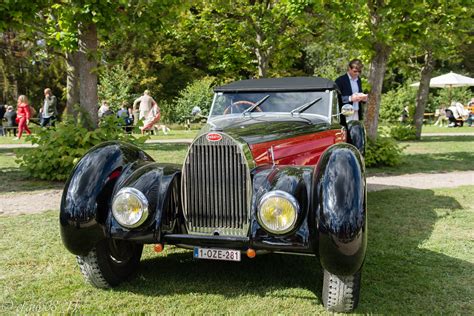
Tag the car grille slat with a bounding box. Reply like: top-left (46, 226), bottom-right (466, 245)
top-left (182, 133), bottom-right (251, 236)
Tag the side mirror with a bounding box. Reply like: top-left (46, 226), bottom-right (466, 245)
top-left (341, 104), bottom-right (354, 116)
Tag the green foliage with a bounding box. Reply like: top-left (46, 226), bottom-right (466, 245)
top-left (304, 42), bottom-right (361, 80)
top-left (380, 84), bottom-right (417, 122)
top-left (98, 65), bottom-right (134, 111)
top-left (17, 112), bottom-right (147, 181)
top-left (365, 136), bottom-right (403, 167)
top-left (170, 77), bottom-right (215, 123)
top-left (389, 124), bottom-right (417, 141)
top-left (429, 86), bottom-right (472, 109)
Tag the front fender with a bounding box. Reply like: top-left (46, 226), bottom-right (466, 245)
top-left (250, 166), bottom-right (312, 249)
top-left (347, 120), bottom-right (366, 156)
top-left (59, 141), bottom-right (153, 256)
top-left (108, 162), bottom-right (181, 239)
top-left (313, 143), bottom-right (367, 275)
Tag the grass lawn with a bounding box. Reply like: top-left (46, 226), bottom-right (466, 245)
top-left (368, 135), bottom-right (474, 175)
top-left (1, 186), bottom-right (472, 314)
top-left (421, 125), bottom-right (474, 133)
top-left (0, 130), bottom-right (473, 313)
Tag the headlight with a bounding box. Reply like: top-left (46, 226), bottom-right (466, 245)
top-left (257, 190), bottom-right (299, 234)
top-left (112, 187), bottom-right (149, 228)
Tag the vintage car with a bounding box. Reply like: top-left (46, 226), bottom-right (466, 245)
top-left (60, 77), bottom-right (367, 313)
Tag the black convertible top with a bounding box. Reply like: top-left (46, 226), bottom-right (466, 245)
top-left (214, 76), bottom-right (337, 92)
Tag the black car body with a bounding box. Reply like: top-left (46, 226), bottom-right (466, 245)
top-left (60, 77), bottom-right (367, 312)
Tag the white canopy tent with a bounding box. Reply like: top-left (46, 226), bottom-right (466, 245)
top-left (410, 71), bottom-right (474, 88)
top-left (410, 71), bottom-right (474, 105)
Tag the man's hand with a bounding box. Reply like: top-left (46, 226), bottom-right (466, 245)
top-left (351, 93), bottom-right (368, 102)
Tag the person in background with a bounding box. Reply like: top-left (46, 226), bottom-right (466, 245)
top-left (466, 98), bottom-right (474, 127)
top-left (117, 101), bottom-right (133, 133)
top-left (447, 101), bottom-right (468, 127)
top-left (140, 103), bottom-right (170, 135)
top-left (133, 90), bottom-right (157, 122)
top-left (40, 88), bottom-right (58, 127)
top-left (4, 105), bottom-right (17, 136)
top-left (98, 100), bottom-right (113, 119)
top-left (0, 104), bottom-right (5, 136)
top-left (433, 105), bottom-right (447, 127)
top-left (335, 59), bottom-right (368, 125)
top-left (15, 95), bottom-right (32, 139)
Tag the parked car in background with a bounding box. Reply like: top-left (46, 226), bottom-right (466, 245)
top-left (60, 77), bottom-right (367, 312)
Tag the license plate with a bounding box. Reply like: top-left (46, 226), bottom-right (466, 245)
top-left (193, 247), bottom-right (241, 262)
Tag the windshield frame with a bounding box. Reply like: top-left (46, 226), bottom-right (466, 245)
top-left (208, 90), bottom-right (334, 122)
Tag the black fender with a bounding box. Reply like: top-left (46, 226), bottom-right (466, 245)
top-left (108, 162), bottom-right (181, 240)
top-left (250, 165), bottom-right (313, 250)
top-left (346, 120), bottom-right (366, 156)
top-left (313, 143), bottom-right (367, 275)
top-left (60, 141), bottom-right (153, 256)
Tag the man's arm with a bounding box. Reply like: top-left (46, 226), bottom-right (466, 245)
top-left (335, 76), bottom-right (351, 103)
top-left (133, 97), bottom-right (141, 109)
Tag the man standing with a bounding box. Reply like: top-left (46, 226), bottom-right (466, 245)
top-left (40, 88), bottom-right (58, 127)
top-left (133, 90), bottom-right (157, 122)
top-left (335, 59), bottom-right (368, 125)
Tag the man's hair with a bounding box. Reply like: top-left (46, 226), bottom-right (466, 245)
top-left (44, 88), bottom-right (52, 95)
top-left (348, 59), bottom-right (363, 70)
top-left (144, 90), bottom-right (150, 95)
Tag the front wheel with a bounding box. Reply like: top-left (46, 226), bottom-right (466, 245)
top-left (322, 269), bottom-right (361, 312)
top-left (77, 239), bottom-right (143, 288)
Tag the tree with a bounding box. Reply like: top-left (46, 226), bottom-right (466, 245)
top-left (182, 0), bottom-right (314, 78)
top-left (406, 1), bottom-right (470, 139)
top-left (45, 0), bottom-right (180, 129)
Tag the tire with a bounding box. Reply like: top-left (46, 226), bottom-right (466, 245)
top-left (77, 239), bottom-right (143, 288)
top-left (322, 269), bottom-right (361, 313)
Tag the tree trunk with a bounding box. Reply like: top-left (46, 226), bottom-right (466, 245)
top-left (414, 50), bottom-right (434, 140)
top-left (78, 22), bottom-right (98, 129)
top-left (365, 42), bottom-right (392, 141)
top-left (66, 51), bottom-right (80, 117)
top-left (255, 31), bottom-right (270, 78)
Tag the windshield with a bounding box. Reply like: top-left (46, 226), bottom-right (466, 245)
top-left (210, 91), bottom-right (331, 118)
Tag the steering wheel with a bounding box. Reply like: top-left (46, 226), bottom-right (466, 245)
top-left (224, 100), bottom-right (262, 114)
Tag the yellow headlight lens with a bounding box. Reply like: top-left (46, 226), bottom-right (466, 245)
top-left (112, 187), bottom-right (149, 228)
top-left (258, 191), bottom-right (298, 234)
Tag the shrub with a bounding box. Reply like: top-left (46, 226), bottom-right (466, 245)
top-left (171, 77), bottom-right (215, 123)
top-left (17, 113), bottom-right (147, 181)
top-left (98, 65), bottom-right (135, 111)
top-left (365, 136), bottom-right (403, 167)
top-left (389, 124), bottom-right (417, 141)
top-left (379, 84), bottom-right (417, 123)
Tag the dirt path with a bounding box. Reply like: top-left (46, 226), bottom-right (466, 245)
top-left (1, 171), bottom-right (472, 217)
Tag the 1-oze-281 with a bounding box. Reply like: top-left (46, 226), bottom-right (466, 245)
top-left (194, 247), bottom-right (241, 262)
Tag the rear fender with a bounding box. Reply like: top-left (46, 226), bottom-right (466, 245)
top-left (60, 141), bottom-right (153, 256)
top-left (313, 143), bottom-right (367, 275)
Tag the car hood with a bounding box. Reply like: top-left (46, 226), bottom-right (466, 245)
top-left (201, 114), bottom-right (333, 145)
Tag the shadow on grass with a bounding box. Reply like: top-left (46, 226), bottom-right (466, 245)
top-left (0, 148), bottom-right (64, 193)
top-left (418, 135), bottom-right (474, 142)
top-left (139, 143), bottom-right (189, 152)
top-left (369, 151), bottom-right (474, 175)
top-left (112, 189), bottom-right (472, 313)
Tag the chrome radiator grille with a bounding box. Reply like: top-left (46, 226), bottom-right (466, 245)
top-left (182, 133), bottom-right (251, 236)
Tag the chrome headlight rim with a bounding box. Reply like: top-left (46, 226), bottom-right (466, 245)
top-left (257, 190), bottom-right (299, 235)
top-left (112, 187), bottom-right (149, 228)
